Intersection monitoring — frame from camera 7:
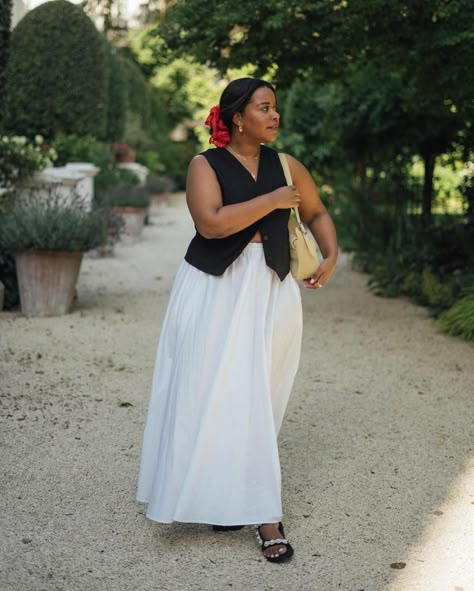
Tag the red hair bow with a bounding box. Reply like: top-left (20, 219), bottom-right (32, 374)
top-left (205, 105), bottom-right (231, 148)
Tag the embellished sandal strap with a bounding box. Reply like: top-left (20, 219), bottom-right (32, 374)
top-left (263, 538), bottom-right (289, 548)
top-left (255, 526), bottom-right (288, 548)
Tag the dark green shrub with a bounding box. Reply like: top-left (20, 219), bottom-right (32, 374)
top-left (94, 167), bottom-right (140, 204)
top-left (53, 133), bottom-right (113, 169)
top-left (154, 138), bottom-right (196, 190)
top-left (5, 0), bottom-right (109, 140)
top-left (0, 253), bottom-right (18, 309)
top-left (438, 296), bottom-right (474, 341)
top-left (420, 269), bottom-right (456, 314)
top-left (0, 191), bottom-right (107, 252)
top-left (105, 185), bottom-right (150, 208)
top-left (0, 0), bottom-right (13, 131)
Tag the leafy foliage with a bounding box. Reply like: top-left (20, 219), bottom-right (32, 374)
top-left (53, 133), bottom-right (113, 169)
top-left (163, 0), bottom-right (473, 216)
top-left (438, 296), bottom-right (474, 341)
top-left (0, 135), bottom-right (57, 187)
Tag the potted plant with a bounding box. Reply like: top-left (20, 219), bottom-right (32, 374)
top-left (0, 191), bottom-right (107, 317)
top-left (145, 175), bottom-right (176, 206)
top-left (114, 143), bottom-right (135, 164)
top-left (104, 185), bottom-right (150, 239)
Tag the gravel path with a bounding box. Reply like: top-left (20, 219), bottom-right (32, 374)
top-left (1, 193), bottom-right (473, 591)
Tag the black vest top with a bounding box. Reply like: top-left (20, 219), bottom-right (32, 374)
top-left (184, 145), bottom-right (290, 281)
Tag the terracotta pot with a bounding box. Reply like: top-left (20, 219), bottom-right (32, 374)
top-left (15, 250), bottom-right (83, 317)
top-left (112, 206), bottom-right (148, 238)
top-left (115, 150), bottom-right (135, 163)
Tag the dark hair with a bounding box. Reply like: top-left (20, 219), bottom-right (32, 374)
top-left (219, 78), bottom-right (276, 133)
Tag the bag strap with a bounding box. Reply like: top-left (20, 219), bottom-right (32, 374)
top-left (278, 153), bottom-right (303, 225)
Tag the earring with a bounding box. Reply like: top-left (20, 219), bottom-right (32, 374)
top-left (239, 125), bottom-right (243, 133)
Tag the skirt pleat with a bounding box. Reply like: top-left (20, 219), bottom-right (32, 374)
top-left (136, 243), bottom-right (303, 525)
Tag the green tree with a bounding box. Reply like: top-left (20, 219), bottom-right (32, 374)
top-left (162, 0), bottom-right (474, 218)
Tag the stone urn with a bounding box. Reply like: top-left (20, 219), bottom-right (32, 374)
top-left (112, 206), bottom-right (148, 239)
top-left (15, 250), bottom-right (83, 317)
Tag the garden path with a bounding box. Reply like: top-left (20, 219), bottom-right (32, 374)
top-left (1, 193), bottom-right (473, 591)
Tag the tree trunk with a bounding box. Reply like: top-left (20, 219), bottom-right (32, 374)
top-left (422, 150), bottom-right (436, 221)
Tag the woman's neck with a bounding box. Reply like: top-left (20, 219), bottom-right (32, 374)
top-left (226, 139), bottom-right (261, 159)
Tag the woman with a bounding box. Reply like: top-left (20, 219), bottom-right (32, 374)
top-left (136, 77), bottom-right (338, 563)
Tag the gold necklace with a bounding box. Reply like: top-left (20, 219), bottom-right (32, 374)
top-left (226, 146), bottom-right (260, 162)
top-left (226, 146), bottom-right (260, 179)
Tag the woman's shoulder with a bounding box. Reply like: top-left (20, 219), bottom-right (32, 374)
top-left (198, 147), bottom-right (227, 161)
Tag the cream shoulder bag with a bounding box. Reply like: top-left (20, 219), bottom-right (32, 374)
top-left (278, 153), bottom-right (319, 280)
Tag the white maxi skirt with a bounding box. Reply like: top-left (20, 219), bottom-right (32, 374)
top-left (136, 243), bottom-right (303, 525)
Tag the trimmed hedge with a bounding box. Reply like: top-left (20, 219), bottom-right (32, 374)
top-left (106, 48), bottom-right (126, 142)
top-left (118, 54), bottom-right (151, 131)
top-left (5, 0), bottom-right (109, 140)
top-left (0, 0), bottom-right (13, 131)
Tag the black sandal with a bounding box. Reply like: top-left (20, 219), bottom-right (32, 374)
top-left (212, 525), bottom-right (244, 531)
top-left (255, 522), bottom-right (294, 563)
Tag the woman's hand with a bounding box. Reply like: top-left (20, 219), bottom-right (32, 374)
top-left (302, 255), bottom-right (337, 290)
top-left (270, 185), bottom-right (301, 210)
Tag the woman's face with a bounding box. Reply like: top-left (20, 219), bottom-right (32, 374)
top-left (235, 86), bottom-right (280, 143)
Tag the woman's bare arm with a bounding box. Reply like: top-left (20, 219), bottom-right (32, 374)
top-left (186, 155), bottom-right (301, 239)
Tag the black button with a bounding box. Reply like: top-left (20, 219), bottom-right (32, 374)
top-left (267, 255), bottom-right (272, 261)
top-left (263, 234), bottom-right (269, 241)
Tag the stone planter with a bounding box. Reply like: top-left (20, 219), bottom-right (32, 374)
top-left (65, 162), bottom-right (100, 205)
top-left (19, 166), bottom-right (94, 211)
top-left (112, 206), bottom-right (148, 239)
top-left (150, 192), bottom-right (170, 207)
top-left (15, 250), bottom-right (83, 317)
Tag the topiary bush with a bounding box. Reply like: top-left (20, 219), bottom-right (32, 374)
top-left (106, 48), bottom-right (127, 142)
top-left (119, 54), bottom-right (151, 132)
top-left (5, 0), bottom-right (109, 140)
